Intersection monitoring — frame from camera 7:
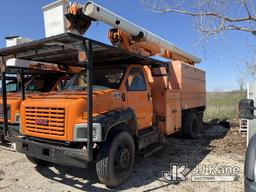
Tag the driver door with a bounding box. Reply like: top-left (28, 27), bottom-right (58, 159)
top-left (125, 67), bottom-right (153, 129)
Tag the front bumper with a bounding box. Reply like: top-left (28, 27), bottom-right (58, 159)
top-left (16, 137), bottom-right (89, 168)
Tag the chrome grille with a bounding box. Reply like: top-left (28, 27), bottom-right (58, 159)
top-left (25, 107), bottom-right (65, 136)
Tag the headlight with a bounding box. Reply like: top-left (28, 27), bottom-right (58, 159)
top-left (73, 123), bottom-right (102, 142)
top-left (14, 113), bottom-right (20, 124)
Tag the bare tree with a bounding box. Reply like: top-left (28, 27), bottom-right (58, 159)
top-left (236, 45), bottom-right (256, 79)
top-left (141, 0), bottom-right (256, 39)
top-left (237, 75), bottom-right (245, 91)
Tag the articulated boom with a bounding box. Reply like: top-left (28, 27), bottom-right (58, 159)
top-left (108, 28), bottom-right (195, 64)
top-left (65, 1), bottom-right (200, 65)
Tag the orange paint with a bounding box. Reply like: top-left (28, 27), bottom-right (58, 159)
top-left (20, 63), bottom-right (205, 141)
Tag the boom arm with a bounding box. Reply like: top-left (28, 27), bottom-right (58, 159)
top-left (65, 1), bottom-right (201, 65)
top-left (108, 28), bottom-right (195, 64)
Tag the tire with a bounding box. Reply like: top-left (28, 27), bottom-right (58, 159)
top-left (197, 113), bottom-right (204, 132)
top-left (183, 112), bottom-right (198, 139)
top-left (26, 155), bottom-right (50, 166)
top-left (96, 131), bottom-right (135, 187)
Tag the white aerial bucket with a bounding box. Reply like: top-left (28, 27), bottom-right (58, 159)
top-left (42, 0), bottom-right (69, 37)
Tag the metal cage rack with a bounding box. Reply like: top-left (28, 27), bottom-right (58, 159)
top-left (0, 32), bottom-right (168, 161)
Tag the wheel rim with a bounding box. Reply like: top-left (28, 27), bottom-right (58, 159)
top-left (113, 142), bottom-right (131, 172)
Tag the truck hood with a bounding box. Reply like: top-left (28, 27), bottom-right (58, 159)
top-left (20, 89), bottom-right (125, 141)
top-left (28, 89), bottom-right (119, 100)
top-left (22, 89), bottom-right (124, 115)
top-left (0, 91), bottom-right (45, 100)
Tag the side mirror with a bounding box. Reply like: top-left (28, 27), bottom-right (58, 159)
top-left (239, 99), bottom-right (256, 120)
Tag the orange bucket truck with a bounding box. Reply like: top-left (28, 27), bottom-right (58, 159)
top-left (0, 1), bottom-right (205, 187)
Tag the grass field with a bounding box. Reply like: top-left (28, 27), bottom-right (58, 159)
top-left (204, 90), bottom-right (246, 120)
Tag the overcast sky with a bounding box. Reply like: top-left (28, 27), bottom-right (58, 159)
top-left (0, 0), bottom-right (255, 91)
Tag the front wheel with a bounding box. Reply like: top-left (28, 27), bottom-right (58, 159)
top-left (96, 131), bottom-right (135, 187)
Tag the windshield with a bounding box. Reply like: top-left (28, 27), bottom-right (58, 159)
top-left (66, 68), bottom-right (125, 91)
top-left (0, 77), bottom-right (30, 93)
top-left (0, 74), bottom-right (68, 94)
top-left (5, 80), bottom-right (18, 92)
top-left (26, 75), bottom-right (61, 92)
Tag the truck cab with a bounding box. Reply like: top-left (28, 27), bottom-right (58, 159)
top-left (19, 65), bottom-right (153, 142)
top-left (0, 72), bottom-right (72, 138)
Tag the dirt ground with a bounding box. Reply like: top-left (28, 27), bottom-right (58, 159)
top-left (0, 122), bottom-right (246, 192)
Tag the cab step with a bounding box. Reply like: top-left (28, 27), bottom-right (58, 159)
top-left (137, 126), bottom-right (166, 150)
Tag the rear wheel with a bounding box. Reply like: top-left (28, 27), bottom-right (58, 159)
top-left (96, 131), bottom-right (135, 187)
top-left (197, 112), bottom-right (204, 132)
top-left (183, 112), bottom-right (198, 139)
top-left (26, 155), bottom-right (50, 166)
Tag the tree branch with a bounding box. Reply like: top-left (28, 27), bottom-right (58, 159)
top-left (224, 25), bottom-right (256, 34)
top-left (154, 7), bottom-right (256, 23)
top-left (141, 0), bottom-right (256, 36)
top-left (242, 0), bottom-right (255, 21)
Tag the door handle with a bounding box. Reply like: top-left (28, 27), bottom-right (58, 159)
top-left (148, 93), bottom-right (152, 101)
